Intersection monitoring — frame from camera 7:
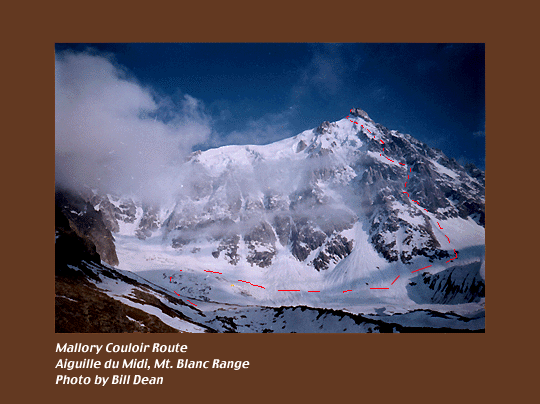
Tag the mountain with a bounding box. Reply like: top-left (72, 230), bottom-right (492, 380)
top-left (55, 107), bottom-right (485, 332)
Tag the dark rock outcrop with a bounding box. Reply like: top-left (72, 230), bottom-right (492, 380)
top-left (349, 108), bottom-right (371, 121)
top-left (313, 235), bottom-right (353, 271)
top-left (296, 140), bottom-right (307, 152)
top-left (55, 188), bottom-right (119, 266)
top-left (406, 261), bottom-right (485, 304)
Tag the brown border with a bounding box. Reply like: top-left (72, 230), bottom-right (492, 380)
top-left (6, 1), bottom-right (534, 402)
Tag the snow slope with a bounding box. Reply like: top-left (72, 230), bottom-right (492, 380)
top-left (88, 108), bottom-right (485, 330)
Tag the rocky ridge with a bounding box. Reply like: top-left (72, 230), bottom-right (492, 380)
top-left (74, 108), bottom-right (484, 272)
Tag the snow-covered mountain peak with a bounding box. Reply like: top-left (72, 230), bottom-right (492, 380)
top-left (82, 108), bottom-right (484, 294)
top-left (56, 106), bottom-right (485, 331)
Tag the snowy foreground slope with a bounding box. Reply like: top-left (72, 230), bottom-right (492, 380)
top-left (56, 108), bottom-right (485, 332)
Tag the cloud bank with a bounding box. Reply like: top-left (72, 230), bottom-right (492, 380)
top-left (55, 50), bottom-right (212, 203)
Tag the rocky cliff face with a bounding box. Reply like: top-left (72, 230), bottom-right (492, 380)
top-left (65, 108), bottom-right (484, 273)
top-left (350, 108), bottom-right (372, 121)
top-left (55, 188), bottom-right (119, 266)
top-left (406, 261), bottom-right (485, 304)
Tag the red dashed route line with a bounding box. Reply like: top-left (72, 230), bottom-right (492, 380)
top-left (237, 279), bottom-right (266, 289)
top-left (412, 265), bottom-right (432, 273)
top-left (446, 249), bottom-right (458, 263)
top-left (174, 109), bottom-right (458, 299)
top-left (346, 108), bottom-right (458, 289)
top-left (174, 290), bottom-right (198, 306)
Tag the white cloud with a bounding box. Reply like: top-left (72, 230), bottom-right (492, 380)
top-left (55, 50), bottom-right (212, 202)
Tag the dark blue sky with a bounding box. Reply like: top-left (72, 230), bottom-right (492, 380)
top-left (55, 43), bottom-right (485, 169)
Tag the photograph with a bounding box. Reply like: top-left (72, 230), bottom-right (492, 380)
top-left (55, 43), bottom-right (485, 333)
